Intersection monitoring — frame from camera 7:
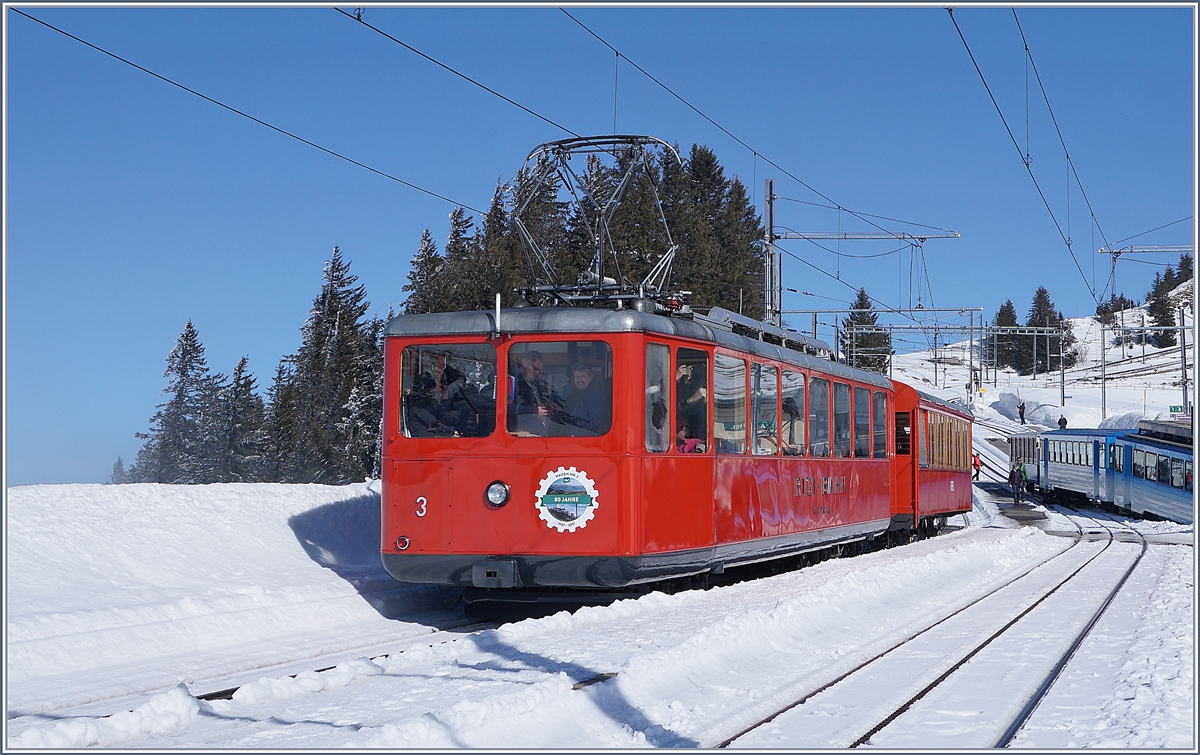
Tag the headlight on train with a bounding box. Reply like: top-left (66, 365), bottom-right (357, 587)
top-left (485, 481), bottom-right (510, 507)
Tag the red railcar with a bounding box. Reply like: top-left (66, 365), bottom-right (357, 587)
top-left (380, 305), bottom-right (967, 597)
top-left (891, 383), bottom-right (974, 538)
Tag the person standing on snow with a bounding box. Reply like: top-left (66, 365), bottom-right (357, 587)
top-left (1058, 415), bottom-right (1068, 430)
top-left (1018, 402), bottom-right (1026, 425)
top-left (972, 452), bottom-right (982, 481)
top-left (1008, 461), bottom-right (1025, 504)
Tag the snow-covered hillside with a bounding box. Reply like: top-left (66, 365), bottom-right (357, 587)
top-left (890, 300), bottom-right (1192, 428)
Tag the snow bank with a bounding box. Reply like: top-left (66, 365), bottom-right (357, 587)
top-left (1099, 411), bottom-right (1149, 430)
top-left (5, 482), bottom-right (440, 715)
top-left (228, 657), bottom-right (385, 704)
top-left (8, 685), bottom-right (200, 749)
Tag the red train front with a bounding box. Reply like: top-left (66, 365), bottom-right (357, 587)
top-left (379, 305), bottom-right (967, 597)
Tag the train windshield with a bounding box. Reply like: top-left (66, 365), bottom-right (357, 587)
top-left (401, 344), bottom-right (497, 438)
top-left (506, 341), bottom-right (612, 437)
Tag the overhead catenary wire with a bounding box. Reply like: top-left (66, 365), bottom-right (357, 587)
top-left (11, 8), bottom-right (488, 216)
top-left (559, 8), bottom-right (933, 246)
top-left (773, 196), bottom-right (958, 235)
top-left (1013, 10), bottom-right (1113, 258)
top-left (775, 243), bottom-right (919, 318)
top-left (1109, 216), bottom-right (1194, 248)
top-left (335, 7), bottom-right (586, 145)
top-left (560, 8), bottom-right (949, 325)
top-left (947, 7), bottom-right (1099, 308)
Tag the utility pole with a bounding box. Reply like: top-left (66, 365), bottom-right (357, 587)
top-left (1059, 322), bottom-right (1065, 406)
top-left (1100, 321), bottom-right (1106, 420)
top-left (1180, 306), bottom-right (1190, 415)
top-left (762, 179), bottom-right (778, 327)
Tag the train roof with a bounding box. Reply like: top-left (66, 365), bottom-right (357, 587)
top-left (1039, 428), bottom-right (1112, 439)
top-left (1039, 424), bottom-right (1194, 455)
top-left (385, 306), bottom-right (892, 390)
top-left (1135, 419), bottom-right (1193, 447)
top-left (912, 389), bottom-right (974, 420)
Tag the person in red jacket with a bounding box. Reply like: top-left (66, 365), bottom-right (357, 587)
top-left (972, 452), bottom-right (982, 480)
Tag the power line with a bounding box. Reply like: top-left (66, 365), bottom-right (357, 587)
top-left (773, 196), bottom-right (957, 234)
top-left (335, 7), bottom-right (584, 143)
top-left (1110, 216), bottom-right (1194, 247)
top-left (946, 7), bottom-right (1099, 307)
top-left (1013, 10), bottom-right (1113, 280)
top-left (559, 7), bottom-right (952, 322)
top-left (775, 242), bottom-right (920, 322)
top-left (11, 8), bottom-right (487, 215)
top-left (773, 228), bottom-right (908, 259)
top-left (559, 8), bottom-right (931, 245)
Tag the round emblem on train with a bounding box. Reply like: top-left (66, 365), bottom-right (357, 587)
top-left (535, 466), bottom-right (599, 532)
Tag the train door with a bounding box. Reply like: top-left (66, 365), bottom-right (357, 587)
top-left (750, 362), bottom-right (783, 536)
top-left (641, 343), bottom-right (714, 553)
top-left (714, 351), bottom-right (754, 542)
top-left (1111, 442), bottom-right (1127, 509)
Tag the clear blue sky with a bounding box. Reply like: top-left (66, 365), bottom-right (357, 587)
top-left (5, 4), bottom-right (1194, 485)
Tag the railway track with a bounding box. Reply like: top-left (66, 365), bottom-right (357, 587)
top-left (7, 616), bottom-right (501, 724)
top-left (711, 510), bottom-right (1148, 748)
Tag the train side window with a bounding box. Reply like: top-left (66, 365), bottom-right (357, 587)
top-left (917, 411), bottom-right (929, 467)
top-left (895, 411), bottom-right (911, 456)
top-left (1086, 442), bottom-right (1093, 468)
top-left (1157, 454), bottom-right (1171, 486)
top-left (853, 387), bottom-right (871, 458)
top-left (676, 348), bottom-right (709, 452)
top-left (645, 343), bottom-right (671, 453)
top-left (1110, 444), bottom-right (1124, 473)
top-left (1132, 449), bottom-right (1145, 478)
top-left (781, 370), bottom-right (806, 456)
top-left (1145, 453), bottom-right (1158, 482)
top-left (833, 382), bottom-right (852, 458)
top-left (935, 414), bottom-right (944, 469)
top-left (872, 392), bottom-right (888, 458)
top-left (809, 377), bottom-right (831, 458)
top-left (1186, 461), bottom-right (1193, 492)
top-left (1099, 443), bottom-right (1106, 469)
top-left (751, 363), bottom-right (779, 456)
top-left (1170, 458), bottom-right (1185, 489)
top-left (713, 354), bottom-right (747, 454)
top-left (401, 343), bottom-right (497, 438)
top-left (507, 341), bottom-right (612, 437)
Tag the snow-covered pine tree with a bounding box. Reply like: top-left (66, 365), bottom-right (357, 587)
top-left (215, 356), bottom-right (268, 482)
top-left (1177, 253), bottom-right (1193, 283)
top-left (477, 182), bottom-right (529, 308)
top-left (262, 360), bottom-right (300, 482)
top-left (335, 312), bottom-right (386, 481)
top-left (992, 299), bottom-right (1024, 373)
top-left (287, 247), bottom-right (376, 483)
top-left (1147, 267), bottom-right (1179, 348)
top-left (127, 321), bottom-right (223, 483)
top-left (442, 207), bottom-right (483, 311)
top-left (1024, 286), bottom-right (1078, 374)
top-left (109, 456), bottom-right (129, 484)
top-left (401, 229), bottom-right (445, 314)
top-left (840, 289), bottom-right (892, 374)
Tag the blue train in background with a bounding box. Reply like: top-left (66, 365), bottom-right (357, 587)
top-left (1032, 419), bottom-right (1193, 524)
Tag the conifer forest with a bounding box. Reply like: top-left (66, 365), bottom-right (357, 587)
top-left (112, 136), bottom-right (1193, 485)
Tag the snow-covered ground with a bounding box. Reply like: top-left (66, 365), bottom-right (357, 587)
top-left (5, 303), bottom-right (1194, 748)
